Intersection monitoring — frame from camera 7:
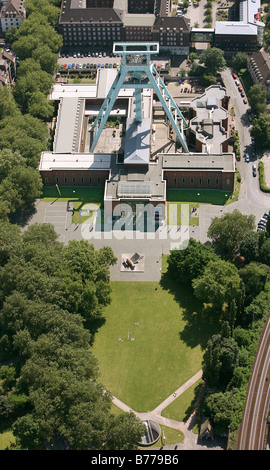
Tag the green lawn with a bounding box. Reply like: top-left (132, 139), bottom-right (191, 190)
top-left (92, 273), bottom-right (219, 412)
top-left (41, 186), bottom-right (104, 223)
top-left (167, 202), bottom-right (199, 226)
top-left (0, 430), bottom-right (16, 450)
top-left (161, 378), bottom-right (203, 422)
top-left (167, 189), bottom-right (232, 205)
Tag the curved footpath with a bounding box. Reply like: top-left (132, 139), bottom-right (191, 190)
top-left (112, 370), bottom-right (226, 451)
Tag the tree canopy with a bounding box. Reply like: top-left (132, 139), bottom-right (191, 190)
top-left (207, 210), bottom-right (256, 257)
top-left (0, 221), bottom-right (144, 450)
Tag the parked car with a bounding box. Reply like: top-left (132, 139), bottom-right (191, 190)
top-left (257, 226), bottom-right (265, 232)
top-left (238, 86), bottom-right (242, 92)
top-left (243, 98), bottom-right (247, 104)
top-left (245, 154), bottom-right (250, 162)
top-left (252, 166), bottom-right (257, 177)
top-left (235, 80), bottom-right (240, 86)
top-left (259, 219), bottom-right (267, 226)
top-left (232, 72), bottom-right (237, 79)
top-left (262, 212), bottom-right (269, 220)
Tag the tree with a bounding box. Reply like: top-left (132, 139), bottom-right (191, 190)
top-left (0, 221), bottom-right (21, 266)
top-left (14, 67), bottom-right (54, 113)
top-left (207, 210), bottom-right (256, 257)
top-left (248, 84), bottom-right (267, 116)
top-left (167, 238), bottom-right (219, 286)
top-left (28, 92), bottom-right (54, 121)
top-left (239, 230), bottom-right (261, 263)
top-left (202, 333), bottom-right (239, 389)
top-left (250, 114), bottom-right (270, 150)
top-left (105, 413), bottom-right (145, 450)
top-left (199, 47), bottom-right (226, 76)
top-left (0, 166), bottom-right (43, 214)
top-left (12, 414), bottom-right (42, 449)
top-left (232, 52), bottom-right (248, 71)
top-left (260, 238), bottom-right (270, 266)
top-left (192, 259), bottom-right (242, 311)
top-left (32, 45), bottom-right (58, 75)
top-left (202, 389), bottom-right (239, 434)
top-left (239, 262), bottom-right (270, 304)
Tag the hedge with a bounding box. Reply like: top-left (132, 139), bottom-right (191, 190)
top-left (258, 161), bottom-right (270, 192)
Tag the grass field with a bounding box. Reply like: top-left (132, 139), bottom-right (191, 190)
top-left (41, 186), bottom-right (104, 223)
top-left (92, 273), bottom-right (219, 412)
top-left (167, 189), bottom-right (232, 205)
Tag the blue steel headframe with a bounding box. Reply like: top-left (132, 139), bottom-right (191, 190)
top-left (90, 42), bottom-right (189, 153)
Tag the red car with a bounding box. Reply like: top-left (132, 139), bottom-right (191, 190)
top-left (243, 98), bottom-right (247, 104)
top-left (63, 63), bottom-right (67, 69)
top-left (232, 72), bottom-right (237, 79)
top-left (238, 86), bottom-right (242, 92)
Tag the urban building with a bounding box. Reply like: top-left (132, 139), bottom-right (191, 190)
top-left (0, 0), bottom-right (25, 33)
top-left (58, 0), bottom-right (190, 55)
top-left (214, 0), bottom-right (264, 51)
top-left (247, 48), bottom-right (270, 99)
top-left (39, 45), bottom-right (235, 222)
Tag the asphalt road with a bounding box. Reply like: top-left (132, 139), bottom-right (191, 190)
top-left (221, 68), bottom-right (270, 221)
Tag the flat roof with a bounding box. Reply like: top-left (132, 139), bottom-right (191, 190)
top-left (39, 152), bottom-right (111, 171)
top-left (162, 153), bottom-right (235, 172)
top-left (215, 21), bottom-right (258, 35)
top-left (49, 83), bottom-right (97, 100)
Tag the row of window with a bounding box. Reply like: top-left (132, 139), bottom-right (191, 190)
top-left (44, 176), bottom-right (105, 185)
top-left (170, 177), bottom-right (231, 188)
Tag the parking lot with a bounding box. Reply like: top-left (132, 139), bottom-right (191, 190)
top-left (58, 49), bottom-right (170, 73)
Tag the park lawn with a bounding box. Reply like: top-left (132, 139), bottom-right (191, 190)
top-left (167, 189), bottom-right (232, 205)
top-left (92, 278), bottom-right (218, 413)
top-left (167, 202), bottom-right (199, 226)
top-left (41, 186), bottom-right (104, 223)
top-left (0, 430), bottom-right (16, 450)
top-left (161, 378), bottom-right (203, 423)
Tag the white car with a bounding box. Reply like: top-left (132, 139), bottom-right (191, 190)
top-left (245, 154), bottom-right (250, 162)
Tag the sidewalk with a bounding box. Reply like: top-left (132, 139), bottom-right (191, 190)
top-left (111, 370), bottom-right (225, 450)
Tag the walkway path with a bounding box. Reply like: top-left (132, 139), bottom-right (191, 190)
top-left (112, 370), bottom-right (226, 450)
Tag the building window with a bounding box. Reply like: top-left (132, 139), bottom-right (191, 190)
top-left (72, 177), bottom-right (76, 185)
top-left (199, 177), bottom-right (202, 186)
top-left (216, 178), bottom-right (219, 187)
top-left (207, 178), bottom-right (210, 187)
top-left (174, 177), bottom-right (177, 187)
top-left (64, 177), bottom-right (67, 185)
top-left (182, 177), bottom-right (185, 187)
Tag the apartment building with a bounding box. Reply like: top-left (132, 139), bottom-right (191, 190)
top-left (58, 0), bottom-right (190, 54)
top-left (0, 0), bottom-right (25, 33)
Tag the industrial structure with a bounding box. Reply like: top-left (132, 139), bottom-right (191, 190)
top-left (39, 41), bottom-right (235, 224)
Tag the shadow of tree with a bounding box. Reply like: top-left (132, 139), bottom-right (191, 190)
top-left (160, 271), bottom-right (220, 351)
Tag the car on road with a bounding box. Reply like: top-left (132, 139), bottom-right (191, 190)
top-left (232, 72), bottom-right (237, 79)
top-left (245, 154), bottom-right (250, 162)
top-left (252, 165), bottom-right (257, 177)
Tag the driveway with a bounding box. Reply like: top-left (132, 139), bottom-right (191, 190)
top-left (221, 69), bottom-right (270, 221)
